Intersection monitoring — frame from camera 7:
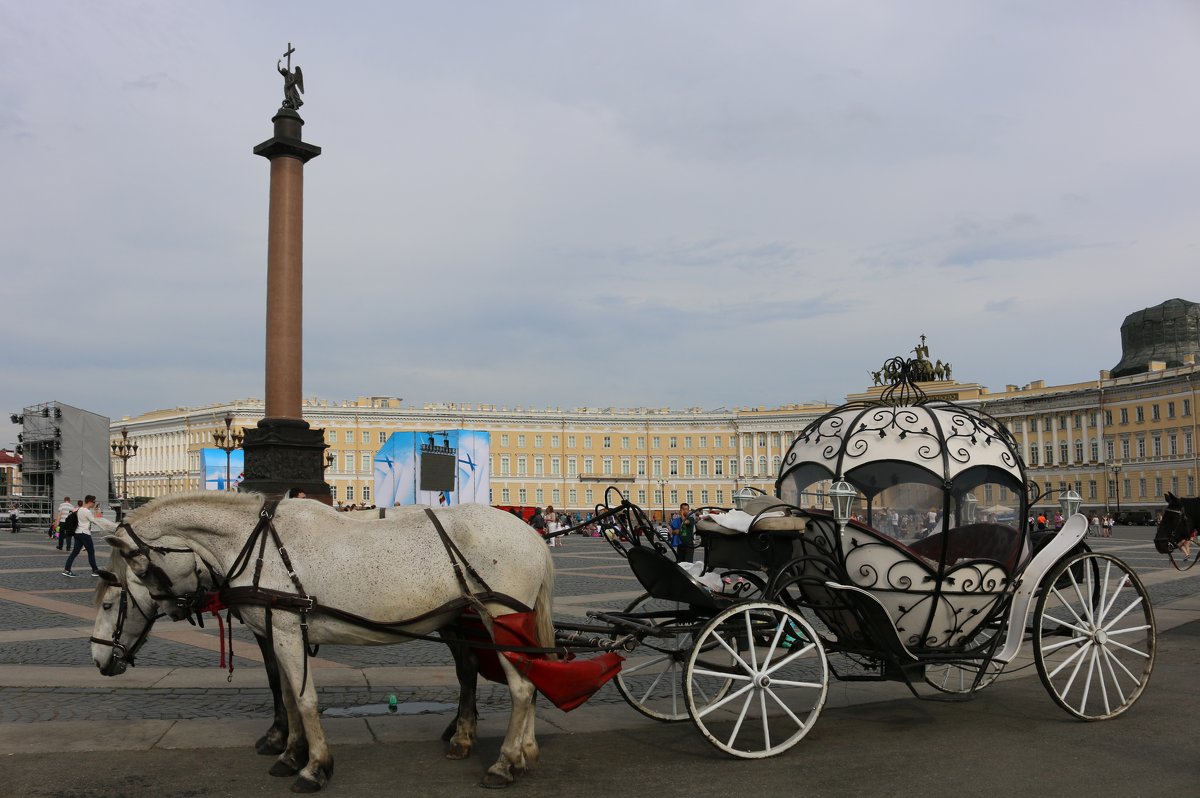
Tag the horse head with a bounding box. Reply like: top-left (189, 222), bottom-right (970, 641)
top-left (89, 550), bottom-right (164, 676)
top-left (1154, 492), bottom-right (1193, 554)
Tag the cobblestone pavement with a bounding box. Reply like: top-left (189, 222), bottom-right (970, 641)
top-left (0, 526), bottom-right (1196, 724)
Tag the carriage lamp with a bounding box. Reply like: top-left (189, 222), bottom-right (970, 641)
top-left (963, 493), bottom-right (978, 525)
top-left (830, 479), bottom-right (856, 530)
top-left (1059, 488), bottom-right (1082, 520)
top-left (733, 486), bottom-right (760, 511)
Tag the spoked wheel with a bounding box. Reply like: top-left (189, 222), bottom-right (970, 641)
top-left (612, 594), bottom-right (731, 722)
top-left (1033, 552), bottom-right (1155, 720)
top-left (924, 621), bottom-right (1004, 694)
top-left (684, 601), bottom-right (828, 758)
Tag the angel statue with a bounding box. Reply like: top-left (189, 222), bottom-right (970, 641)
top-left (278, 44), bottom-right (304, 110)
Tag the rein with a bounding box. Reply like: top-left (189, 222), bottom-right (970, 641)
top-left (89, 581), bottom-right (162, 670)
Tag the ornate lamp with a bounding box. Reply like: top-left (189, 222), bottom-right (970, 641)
top-left (830, 478), bottom-right (856, 531)
top-left (1059, 487), bottom-right (1082, 520)
top-left (963, 493), bottom-right (978, 525)
top-left (732, 486), bottom-right (761, 511)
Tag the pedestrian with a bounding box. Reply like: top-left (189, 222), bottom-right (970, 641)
top-left (1089, 513), bottom-right (1100, 537)
top-left (529, 507), bottom-right (547, 542)
top-left (62, 495), bottom-right (101, 578)
top-left (671, 502), bottom-right (697, 563)
top-left (544, 505), bottom-right (563, 547)
top-left (58, 499), bottom-right (82, 551)
top-left (53, 496), bottom-right (72, 540)
top-left (8, 506), bottom-right (17, 534)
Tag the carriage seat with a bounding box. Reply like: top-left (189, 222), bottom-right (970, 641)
top-left (697, 496), bottom-right (809, 537)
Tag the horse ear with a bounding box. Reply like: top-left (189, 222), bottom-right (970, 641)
top-left (1165, 492), bottom-right (1178, 505)
top-left (96, 569), bottom-right (119, 585)
top-left (105, 535), bottom-right (135, 552)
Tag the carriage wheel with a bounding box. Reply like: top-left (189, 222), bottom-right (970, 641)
top-left (1033, 552), bottom-right (1155, 720)
top-left (613, 593), bottom-right (731, 722)
top-left (684, 601), bottom-right (828, 758)
top-left (924, 621), bottom-right (1004, 694)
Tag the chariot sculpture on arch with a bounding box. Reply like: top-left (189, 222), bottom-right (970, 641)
top-left (278, 42), bottom-right (305, 110)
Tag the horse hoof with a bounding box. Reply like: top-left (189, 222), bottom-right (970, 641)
top-left (446, 743), bottom-right (472, 760)
top-left (441, 719), bottom-right (458, 742)
top-left (270, 761), bottom-right (299, 777)
top-left (291, 776), bottom-right (322, 793)
top-left (480, 771), bottom-right (513, 789)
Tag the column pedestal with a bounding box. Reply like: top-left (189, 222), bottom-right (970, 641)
top-left (239, 418), bottom-right (330, 501)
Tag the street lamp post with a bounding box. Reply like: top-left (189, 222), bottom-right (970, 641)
top-left (1110, 462), bottom-right (1122, 524)
top-left (110, 427), bottom-right (138, 506)
top-left (655, 478), bottom-right (667, 526)
top-left (213, 414), bottom-right (245, 492)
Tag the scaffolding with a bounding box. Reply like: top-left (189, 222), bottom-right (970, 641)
top-left (4, 401), bottom-right (112, 525)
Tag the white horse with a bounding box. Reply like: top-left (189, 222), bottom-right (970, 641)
top-left (93, 493), bottom-right (556, 792)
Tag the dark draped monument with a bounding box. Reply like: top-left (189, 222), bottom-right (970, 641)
top-left (239, 44), bottom-right (332, 502)
top-left (1111, 298), bottom-right (1200, 378)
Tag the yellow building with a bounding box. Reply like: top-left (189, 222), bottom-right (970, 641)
top-left (110, 398), bottom-right (833, 518)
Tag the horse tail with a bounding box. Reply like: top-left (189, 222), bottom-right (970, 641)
top-left (534, 550), bottom-right (557, 660)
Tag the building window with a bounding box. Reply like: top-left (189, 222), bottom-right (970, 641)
top-left (602, 457), bottom-right (612, 475)
top-left (330, 485), bottom-right (338, 500)
top-left (669, 459), bottom-right (679, 476)
top-left (699, 436), bottom-right (707, 449)
top-left (568, 435), bottom-right (576, 447)
top-left (501, 434), bottom-right (509, 446)
top-left (745, 457), bottom-right (754, 476)
top-left (622, 436), bottom-right (630, 449)
top-left (603, 436), bottom-right (611, 449)
top-left (685, 490), bottom-right (694, 504)
top-left (621, 458), bottom-right (631, 475)
top-left (567, 457), bottom-right (577, 476)
top-left (1136, 439), bottom-right (1146, 458)
top-left (584, 436), bottom-right (592, 449)
top-left (669, 490), bottom-right (678, 504)
top-left (534, 435), bottom-right (543, 448)
top-left (1029, 448), bottom-right (1039, 466)
top-left (637, 459), bottom-right (646, 476)
top-left (1185, 399), bottom-right (1192, 417)
top-left (714, 459), bottom-right (723, 476)
top-left (701, 490), bottom-right (709, 505)
top-left (1136, 407), bottom-right (1145, 423)
top-left (1120, 408), bottom-right (1128, 424)
top-left (758, 456), bottom-right (767, 475)
top-left (551, 435), bottom-right (560, 447)
top-left (501, 488), bottom-right (510, 502)
top-left (328, 430), bottom-right (338, 443)
top-left (637, 489), bottom-right (646, 504)
top-left (684, 436), bottom-right (692, 448)
top-left (637, 436), bottom-right (645, 449)
top-left (328, 453), bottom-right (338, 471)
top-left (1044, 445), bottom-right (1053, 465)
top-left (362, 486), bottom-right (370, 503)
top-left (500, 456), bottom-right (511, 475)
top-left (1155, 477), bottom-right (1163, 497)
top-left (1123, 479), bottom-right (1131, 499)
top-left (652, 458), bottom-right (662, 476)
top-left (1138, 478), bottom-right (1147, 499)
top-left (1153, 437), bottom-right (1162, 457)
top-left (361, 453), bottom-right (371, 472)
top-left (346, 485), bottom-right (355, 503)
top-left (1170, 435), bottom-right (1178, 456)
top-left (1121, 440), bottom-right (1130, 459)
top-left (1059, 443), bottom-right (1068, 463)
top-left (518, 489), bottom-right (527, 503)
top-left (1104, 410), bottom-right (1113, 426)
top-left (534, 457), bottom-right (544, 476)
top-left (652, 436), bottom-right (660, 448)
top-left (1074, 441), bottom-right (1083, 462)
top-left (535, 489), bottom-right (544, 503)
top-left (669, 437), bottom-right (678, 449)
top-left (517, 457), bottom-right (527, 476)
top-left (518, 434), bottom-right (526, 447)
top-left (699, 459), bottom-right (709, 477)
top-left (583, 457), bottom-right (593, 473)
top-left (585, 489), bottom-right (593, 504)
top-left (1091, 441), bottom-right (1099, 460)
top-left (1106, 440), bottom-right (1115, 461)
top-left (553, 489), bottom-right (560, 503)
top-left (1058, 415), bottom-right (1067, 430)
top-left (1088, 480), bottom-right (1097, 500)
top-left (378, 432), bottom-right (387, 443)
top-left (551, 457), bottom-right (560, 476)
top-left (729, 458), bottom-right (737, 476)
top-left (1044, 417), bottom-right (1053, 432)
top-left (716, 489), bottom-right (724, 504)
top-left (1152, 405), bottom-right (1161, 421)
top-left (1073, 414), bottom-right (1082, 429)
top-left (684, 459), bottom-right (694, 477)
top-left (569, 489), bottom-right (577, 505)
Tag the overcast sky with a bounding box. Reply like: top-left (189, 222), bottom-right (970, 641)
top-left (3, 1), bottom-right (1198, 448)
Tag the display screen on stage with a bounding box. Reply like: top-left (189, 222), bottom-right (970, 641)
top-left (374, 430), bottom-right (490, 507)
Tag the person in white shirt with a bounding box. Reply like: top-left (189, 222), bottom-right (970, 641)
top-left (62, 495), bottom-right (100, 577)
top-left (53, 496), bottom-right (72, 541)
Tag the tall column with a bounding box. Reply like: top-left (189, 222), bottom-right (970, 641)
top-left (239, 106), bottom-right (331, 501)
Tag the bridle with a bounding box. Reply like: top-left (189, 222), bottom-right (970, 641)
top-left (90, 521), bottom-right (220, 672)
top-left (89, 579), bottom-right (163, 673)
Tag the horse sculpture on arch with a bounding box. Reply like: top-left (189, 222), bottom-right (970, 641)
top-left (91, 493), bottom-right (557, 791)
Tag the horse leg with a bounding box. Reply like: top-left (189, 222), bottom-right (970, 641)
top-left (438, 627), bottom-right (480, 759)
top-left (271, 631), bottom-right (334, 793)
top-left (255, 632), bottom-right (289, 756)
top-left (267, 660), bottom-right (310, 779)
top-left (480, 653), bottom-right (536, 789)
top-left (519, 690), bottom-right (539, 772)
